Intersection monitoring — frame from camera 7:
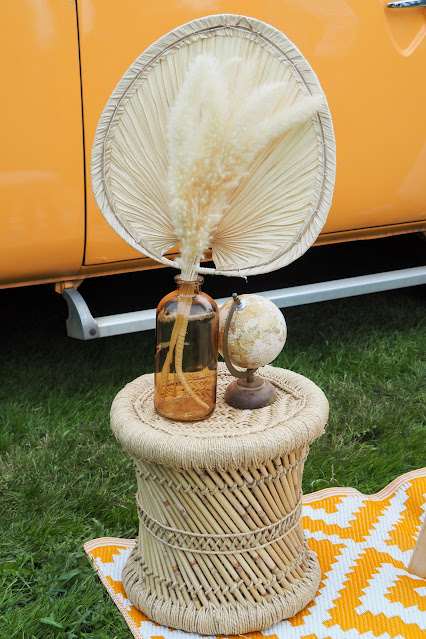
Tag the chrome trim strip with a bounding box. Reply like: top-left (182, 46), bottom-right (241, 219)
top-left (64, 266), bottom-right (426, 339)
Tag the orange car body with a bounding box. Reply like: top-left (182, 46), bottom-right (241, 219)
top-left (1, 0), bottom-right (425, 289)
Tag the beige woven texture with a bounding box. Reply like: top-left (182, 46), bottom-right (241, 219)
top-left (111, 365), bottom-right (328, 634)
top-left (91, 14), bottom-right (336, 278)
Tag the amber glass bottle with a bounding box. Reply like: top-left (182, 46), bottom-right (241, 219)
top-left (154, 276), bottom-right (219, 421)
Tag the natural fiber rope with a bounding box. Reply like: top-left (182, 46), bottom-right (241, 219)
top-left (136, 493), bottom-right (302, 554)
top-left (133, 369), bottom-right (306, 438)
top-left (111, 364), bottom-right (329, 471)
top-left (122, 551), bottom-right (322, 634)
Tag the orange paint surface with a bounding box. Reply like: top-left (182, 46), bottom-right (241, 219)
top-left (1, 0), bottom-right (85, 285)
top-left (2, 1), bottom-right (426, 287)
top-left (77, 0), bottom-right (426, 265)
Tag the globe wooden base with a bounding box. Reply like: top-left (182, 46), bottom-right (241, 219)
top-left (225, 375), bottom-right (277, 409)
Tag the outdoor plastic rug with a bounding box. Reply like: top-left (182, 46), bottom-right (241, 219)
top-left (84, 469), bottom-right (426, 639)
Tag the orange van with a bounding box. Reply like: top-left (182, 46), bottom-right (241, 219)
top-left (1, 1), bottom-right (425, 336)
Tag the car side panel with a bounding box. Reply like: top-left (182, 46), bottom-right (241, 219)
top-left (0, 0), bottom-right (85, 286)
top-left (78, 0), bottom-right (426, 267)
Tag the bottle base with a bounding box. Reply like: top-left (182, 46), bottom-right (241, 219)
top-left (154, 368), bottom-right (217, 421)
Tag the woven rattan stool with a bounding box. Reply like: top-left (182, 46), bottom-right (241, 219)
top-left (111, 364), bottom-right (329, 635)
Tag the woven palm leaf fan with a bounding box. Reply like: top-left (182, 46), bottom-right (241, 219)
top-left (91, 14), bottom-right (336, 281)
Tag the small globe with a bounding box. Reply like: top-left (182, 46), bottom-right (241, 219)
top-left (218, 294), bottom-right (287, 369)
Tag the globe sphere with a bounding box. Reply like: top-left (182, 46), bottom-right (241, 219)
top-left (219, 294), bottom-right (287, 369)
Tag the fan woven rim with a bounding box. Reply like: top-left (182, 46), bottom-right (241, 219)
top-left (91, 14), bottom-right (336, 277)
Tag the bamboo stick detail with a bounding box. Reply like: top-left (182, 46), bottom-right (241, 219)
top-left (131, 451), bottom-right (315, 612)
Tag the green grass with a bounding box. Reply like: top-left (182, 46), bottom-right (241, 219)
top-left (0, 284), bottom-right (425, 638)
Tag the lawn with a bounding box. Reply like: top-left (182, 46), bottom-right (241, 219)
top-left (0, 281), bottom-right (425, 638)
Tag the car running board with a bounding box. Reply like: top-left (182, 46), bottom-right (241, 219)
top-left (63, 266), bottom-right (426, 340)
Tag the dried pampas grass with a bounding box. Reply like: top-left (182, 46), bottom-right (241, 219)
top-left (91, 15), bottom-right (336, 278)
top-left (168, 54), bottom-right (324, 282)
top-left (157, 54), bottom-right (323, 407)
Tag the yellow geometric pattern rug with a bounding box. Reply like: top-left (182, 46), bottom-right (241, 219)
top-left (84, 469), bottom-right (426, 639)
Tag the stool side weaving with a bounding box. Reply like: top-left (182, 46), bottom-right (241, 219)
top-left (84, 468), bottom-right (426, 639)
top-left (110, 365), bottom-right (329, 634)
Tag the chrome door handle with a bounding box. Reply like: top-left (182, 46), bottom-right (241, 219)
top-left (388, 0), bottom-right (426, 7)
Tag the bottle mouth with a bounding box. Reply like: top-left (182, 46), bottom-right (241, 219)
top-left (174, 275), bottom-right (204, 285)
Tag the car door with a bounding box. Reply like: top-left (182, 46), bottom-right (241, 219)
top-left (0, 0), bottom-right (85, 287)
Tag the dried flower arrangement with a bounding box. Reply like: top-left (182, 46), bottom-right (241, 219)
top-left (91, 15), bottom-right (336, 420)
top-left (156, 54), bottom-right (324, 411)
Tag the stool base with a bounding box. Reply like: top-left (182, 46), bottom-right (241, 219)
top-left (122, 545), bottom-right (322, 635)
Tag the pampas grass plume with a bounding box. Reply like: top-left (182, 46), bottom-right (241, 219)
top-left (167, 54), bottom-right (324, 280)
top-left (159, 54), bottom-right (324, 410)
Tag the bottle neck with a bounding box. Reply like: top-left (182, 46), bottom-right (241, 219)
top-left (175, 275), bottom-right (203, 295)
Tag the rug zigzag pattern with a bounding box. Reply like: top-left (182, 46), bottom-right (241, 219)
top-left (84, 469), bottom-right (426, 639)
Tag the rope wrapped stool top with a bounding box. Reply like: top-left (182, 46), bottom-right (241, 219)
top-left (111, 364), bottom-right (329, 471)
